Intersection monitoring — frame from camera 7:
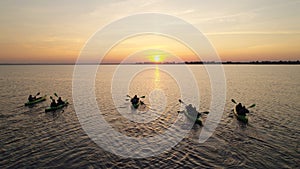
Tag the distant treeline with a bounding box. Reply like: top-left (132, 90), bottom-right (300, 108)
top-left (184, 60), bottom-right (300, 64)
top-left (133, 60), bottom-right (300, 65)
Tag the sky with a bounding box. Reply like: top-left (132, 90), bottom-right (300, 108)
top-left (0, 0), bottom-right (300, 63)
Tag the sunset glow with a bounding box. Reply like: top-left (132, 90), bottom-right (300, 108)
top-left (101, 35), bottom-right (199, 63)
top-left (0, 1), bottom-right (299, 63)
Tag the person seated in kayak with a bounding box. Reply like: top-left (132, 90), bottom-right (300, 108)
top-left (28, 95), bottom-right (36, 102)
top-left (236, 103), bottom-right (243, 112)
top-left (236, 103), bottom-right (249, 116)
top-left (186, 104), bottom-right (201, 118)
top-left (56, 97), bottom-right (65, 106)
top-left (130, 95), bottom-right (139, 105)
top-left (240, 106), bottom-right (249, 116)
top-left (50, 98), bottom-right (57, 107)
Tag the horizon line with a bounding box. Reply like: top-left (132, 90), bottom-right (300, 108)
top-left (0, 60), bottom-right (299, 65)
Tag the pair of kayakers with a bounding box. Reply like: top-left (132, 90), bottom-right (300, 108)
top-left (25, 93), bottom-right (47, 106)
top-left (236, 103), bottom-right (249, 116)
top-left (50, 97), bottom-right (65, 107)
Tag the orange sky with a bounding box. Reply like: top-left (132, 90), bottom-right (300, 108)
top-left (0, 1), bottom-right (299, 63)
top-left (102, 35), bottom-right (199, 63)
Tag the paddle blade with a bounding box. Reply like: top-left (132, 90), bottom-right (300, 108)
top-left (140, 96), bottom-right (145, 98)
top-left (50, 96), bottom-right (53, 100)
top-left (126, 95), bottom-right (131, 98)
top-left (231, 99), bottom-right (237, 104)
top-left (248, 104), bottom-right (256, 108)
top-left (202, 111), bottom-right (209, 114)
top-left (54, 93), bottom-right (58, 97)
top-left (36, 92), bottom-right (40, 96)
top-left (178, 99), bottom-right (183, 103)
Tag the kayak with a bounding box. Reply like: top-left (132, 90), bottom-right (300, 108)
top-left (131, 100), bottom-right (146, 109)
top-left (25, 95), bottom-right (47, 106)
top-left (132, 102), bottom-right (140, 109)
top-left (45, 100), bottom-right (68, 112)
top-left (233, 106), bottom-right (248, 123)
top-left (181, 110), bottom-right (202, 126)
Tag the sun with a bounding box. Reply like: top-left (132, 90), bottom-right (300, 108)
top-left (154, 55), bottom-right (161, 62)
top-left (149, 54), bottom-right (165, 63)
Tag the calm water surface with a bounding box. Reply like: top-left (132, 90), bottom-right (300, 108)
top-left (0, 65), bottom-right (299, 168)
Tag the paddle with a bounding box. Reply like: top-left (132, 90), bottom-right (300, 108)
top-left (126, 95), bottom-right (145, 100)
top-left (248, 104), bottom-right (256, 108)
top-left (178, 99), bottom-right (209, 114)
top-left (54, 93), bottom-right (59, 98)
top-left (32, 92), bottom-right (40, 100)
top-left (232, 99), bottom-right (255, 109)
top-left (50, 96), bottom-right (58, 101)
top-left (125, 95), bottom-right (131, 101)
top-left (201, 111), bottom-right (209, 114)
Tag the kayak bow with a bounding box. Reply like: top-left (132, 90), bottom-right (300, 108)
top-left (132, 102), bottom-right (140, 109)
top-left (180, 110), bottom-right (202, 126)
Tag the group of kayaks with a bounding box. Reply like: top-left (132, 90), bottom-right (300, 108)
top-left (25, 93), bottom-right (253, 124)
top-left (24, 93), bottom-right (68, 112)
top-left (129, 95), bottom-right (255, 125)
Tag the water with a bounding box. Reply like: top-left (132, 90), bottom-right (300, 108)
top-left (0, 65), bottom-right (299, 168)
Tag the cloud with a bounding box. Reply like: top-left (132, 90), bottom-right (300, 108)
top-left (205, 31), bottom-right (300, 36)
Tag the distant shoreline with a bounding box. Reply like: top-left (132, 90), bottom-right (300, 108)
top-left (0, 60), bottom-right (299, 65)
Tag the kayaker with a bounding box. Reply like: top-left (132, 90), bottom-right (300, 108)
top-left (131, 95), bottom-right (139, 105)
top-left (186, 104), bottom-right (201, 118)
top-left (241, 106), bottom-right (249, 116)
top-left (56, 97), bottom-right (65, 106)
top-left (28, 95), bottom-right (36, 102)
top-left (236, 103), bottom-right (249, 116)
top-left (236, 103), bottom-right (243, 112)
top-left (50, 98), bottom-right (57, 107)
